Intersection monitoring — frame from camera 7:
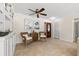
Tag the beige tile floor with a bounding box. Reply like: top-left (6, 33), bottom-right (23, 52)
top-left (77, 38), bottom-right (79, 55)
top-left (15, 38), bottom-right (77, 56)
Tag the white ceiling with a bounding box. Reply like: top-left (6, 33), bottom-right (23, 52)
top-left (14, 3), bottom-right (79, 18)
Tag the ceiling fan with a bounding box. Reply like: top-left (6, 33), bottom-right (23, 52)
top-left (28, 8), bottom-right (47, 18)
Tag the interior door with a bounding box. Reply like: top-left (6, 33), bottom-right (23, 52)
top-left (45, 23), bottom-right (51, 38)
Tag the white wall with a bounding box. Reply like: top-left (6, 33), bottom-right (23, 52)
top-left (53, 19), bottom-right (61, 39)
top-left (60, 16), bottom-right (74, 42)
top-left (14, 13), bottom-right (26, 33)
top-left (50, 17), bottom-right (62, 39)
top-left (50, 16), bottom-right (75, 43)
top-left (14, 13), bottom-right (26, 43)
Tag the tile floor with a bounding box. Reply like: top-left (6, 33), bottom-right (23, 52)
top-left (15, 38), bottom-right (77, 56)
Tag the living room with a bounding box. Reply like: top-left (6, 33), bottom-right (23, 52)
top-left (0, 3), bottom-right (79, 56)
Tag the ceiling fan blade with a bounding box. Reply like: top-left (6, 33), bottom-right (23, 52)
top-left (28, 9), bottom-right (35, 12)
top-left (29, 13), bottom-right (36, 15)
top-left (40, 13), bottom-right (47, 16)
top-left (38, 8), bottom-right (45, 12)
top-left (37, 14), bottom-right (39, 18)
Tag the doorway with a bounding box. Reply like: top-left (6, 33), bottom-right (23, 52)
top-left (74, 21), bottom-right (79, 42)
top-left (44, 22), bottom-right (51, 38)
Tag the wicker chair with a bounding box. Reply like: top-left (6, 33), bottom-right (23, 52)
top-left (20, 32), bottom-right (32, 46)
top-left (39, 32), bottom-right (47, 41)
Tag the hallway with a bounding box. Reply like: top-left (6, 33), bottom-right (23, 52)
top-left (15, 39), bottom-right (77, 56)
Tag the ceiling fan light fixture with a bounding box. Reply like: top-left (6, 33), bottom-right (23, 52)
top-left (28, 8), bottom-right (47, 18)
